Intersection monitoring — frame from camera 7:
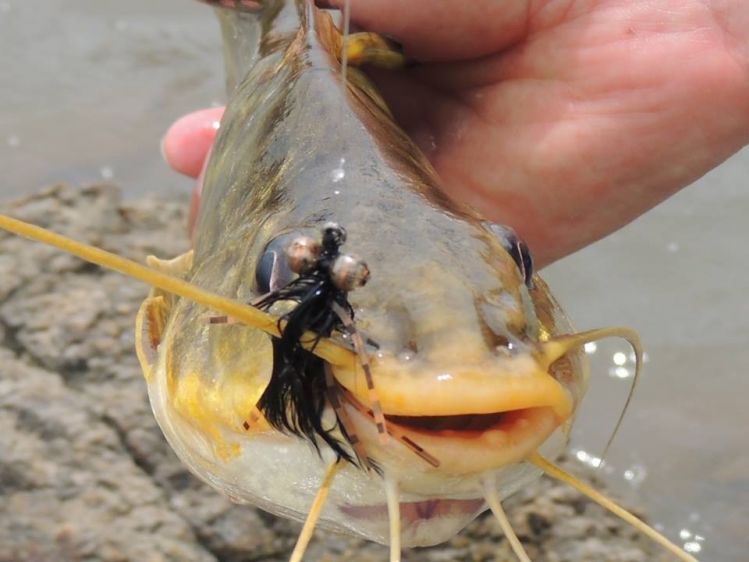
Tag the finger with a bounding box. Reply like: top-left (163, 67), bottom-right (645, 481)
top-left (320, 0), bottom-right (532, 61)
top-left (162, 107), bottom-right (225, 178)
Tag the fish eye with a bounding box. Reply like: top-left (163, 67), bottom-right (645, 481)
top-left (484, 222), bottom-right (534, 288)
top-left (255, 236), bottom-right (296, 294)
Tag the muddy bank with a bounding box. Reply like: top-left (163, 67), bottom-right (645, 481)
top-left (0, 185), bottom-right (672, 561)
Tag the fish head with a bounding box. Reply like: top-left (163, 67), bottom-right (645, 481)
top-left (136, 206), bottom-right (599, 546)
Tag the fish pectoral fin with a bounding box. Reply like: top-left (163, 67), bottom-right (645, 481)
top-left (137, 251), bottom-right (193, 376)
top-left (135, 295), bottom-right (170, 381)
top-left (146, 250), bottom-right (194, 277)
top-left (343, 32), bottom-right (405, 69)
top-left (145, 250), bottom-right (194, 306)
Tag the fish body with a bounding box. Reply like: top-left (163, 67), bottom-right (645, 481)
top-left (140, 0), bottom-right (588, 548)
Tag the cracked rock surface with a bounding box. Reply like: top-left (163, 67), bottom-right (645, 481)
top-left (0, 185), bottom-right (670, 561)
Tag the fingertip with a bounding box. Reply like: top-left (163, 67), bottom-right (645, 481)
top-left (162, 107), bottom-right (225, 178)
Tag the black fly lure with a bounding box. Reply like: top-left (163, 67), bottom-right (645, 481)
top-left (253, 223), bottom-right (370, 463)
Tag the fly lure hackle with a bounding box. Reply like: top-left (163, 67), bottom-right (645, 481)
top-left (254, 222), bottom-right (376, 464)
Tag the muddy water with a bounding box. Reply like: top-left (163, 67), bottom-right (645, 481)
top-left (1, 1), bottom-right (746, 561)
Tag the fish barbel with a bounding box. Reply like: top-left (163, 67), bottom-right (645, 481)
top-left (0, 1), bottom-right (699, 561)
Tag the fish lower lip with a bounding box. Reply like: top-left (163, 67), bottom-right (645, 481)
top-left (340, 498), bottom-right (485, 525)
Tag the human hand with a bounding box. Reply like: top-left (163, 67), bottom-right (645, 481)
top-left (162, 0), bottom-right (749, 267)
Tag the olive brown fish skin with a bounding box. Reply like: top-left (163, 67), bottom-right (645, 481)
top-left (140, 0), bottom-right (590, 548)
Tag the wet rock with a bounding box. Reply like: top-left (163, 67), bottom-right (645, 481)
top-left (0, 185), bottom-right (672, 561)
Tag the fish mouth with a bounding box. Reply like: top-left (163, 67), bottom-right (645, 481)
top-left (334, 352), bottom-right (575, 474)
top-left (385, 410), bottom-right (529, 433)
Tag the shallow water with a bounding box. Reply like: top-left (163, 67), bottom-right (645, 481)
top-left (544, 160), bottom-right (749, 561)
top-left (0, 0), bottom-right (222, 198)
top-left (1, 1), bottom-right (747, 560)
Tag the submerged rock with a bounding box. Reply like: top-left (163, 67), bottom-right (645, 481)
top-left (0, 185), bottom-right (668, 561)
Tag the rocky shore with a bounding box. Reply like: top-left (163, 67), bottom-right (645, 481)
top-left (0, 185), bottom-right (670, 561)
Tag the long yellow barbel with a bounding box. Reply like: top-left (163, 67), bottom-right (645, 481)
top-left (0, 214), bottom-right (356, 367)
top-left (530, 453), bottom-right (699, 562)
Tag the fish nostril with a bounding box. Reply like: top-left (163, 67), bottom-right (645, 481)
top-left (492, 334), bottom-right (512, 352)
top-left (474, 296), bottom-right (530, 356)
top-left (548, 354), bottom-right (575, 386)
top-left (476, 305), bottom-right (513, 353)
